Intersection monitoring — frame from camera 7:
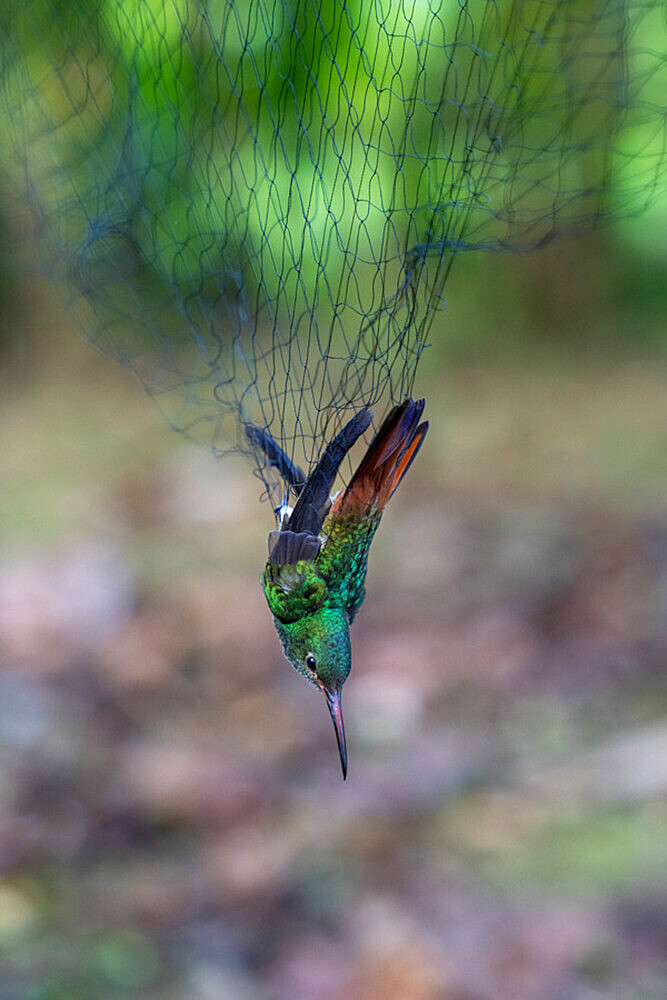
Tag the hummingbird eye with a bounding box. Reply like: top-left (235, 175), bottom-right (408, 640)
top-left (305, 653), bottom-right (317, 672)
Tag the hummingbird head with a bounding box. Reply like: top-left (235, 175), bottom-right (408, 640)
top-left (274, 607), bottom-right (351, 778)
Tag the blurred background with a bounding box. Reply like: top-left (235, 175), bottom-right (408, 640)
top-left (2, 2), bottom-right (667, 999)
top-left (1, 208), bottom-right (666, 1000)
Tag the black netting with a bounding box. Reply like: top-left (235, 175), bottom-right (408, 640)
top-left (2, 0), bottom-right (665, 504)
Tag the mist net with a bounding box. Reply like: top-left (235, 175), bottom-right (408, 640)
top-left (2, 0), bottom-right (665, 504)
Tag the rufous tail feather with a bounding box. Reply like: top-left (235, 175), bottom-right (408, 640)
top-left (333, 398), bottom-right (428, 518)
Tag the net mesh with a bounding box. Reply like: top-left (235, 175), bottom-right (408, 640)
top-left (2, 0), bottom-right (666, 504)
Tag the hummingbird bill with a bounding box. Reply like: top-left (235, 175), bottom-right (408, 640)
top-left (247, 399), bottom-right (428, 778)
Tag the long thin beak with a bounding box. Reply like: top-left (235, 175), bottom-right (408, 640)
top-left (323, 687), bottom-right (348, 780)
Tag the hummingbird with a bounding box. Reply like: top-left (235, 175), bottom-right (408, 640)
top-left (246, 398), bottom-right (428, 778)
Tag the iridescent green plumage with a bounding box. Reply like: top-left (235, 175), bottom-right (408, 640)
top-left (263, 512), bottom-right (379, 623)
top-left (316, 511), bottom-right (379, 618)
top-left (264, 559), bottom-right (327, 623)
top-left (257, 398), bottom-right (428, 778)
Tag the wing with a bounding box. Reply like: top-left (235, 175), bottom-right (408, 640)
top-left (287, 407), bottom-right (373, 535)
top-left (244, 423), bottom-right (306, 493)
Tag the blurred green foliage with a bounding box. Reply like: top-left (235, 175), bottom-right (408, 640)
top-left (1, 0), bottom-right (666, 378)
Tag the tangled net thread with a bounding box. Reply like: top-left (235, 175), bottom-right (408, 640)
top-left (2, 0), bottom-right (665, 503)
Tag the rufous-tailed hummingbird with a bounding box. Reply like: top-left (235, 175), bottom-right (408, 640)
top-left (247, 398), bottom-right (428, 778)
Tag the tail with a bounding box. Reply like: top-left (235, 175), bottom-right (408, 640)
top-left (333, 398), bottom-right (428, 518)
top-left (286, 407), bottom-right (374, 536)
